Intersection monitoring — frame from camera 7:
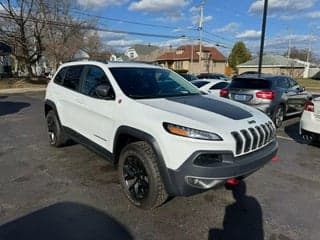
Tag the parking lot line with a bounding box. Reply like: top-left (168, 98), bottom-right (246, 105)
top-left (277, 135), bottom-right (294, 141)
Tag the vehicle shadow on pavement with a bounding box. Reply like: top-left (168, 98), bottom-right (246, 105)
top-left (0, 101), bottom-right (30, 116)
top-left (208, 181), bottom-right (264, 240)
top-left (0, 202), bottom-right (133, 240)
top-left (284, 121), bottom-right (320, 146)
top-left (0, 96), bottom-right (7, 99)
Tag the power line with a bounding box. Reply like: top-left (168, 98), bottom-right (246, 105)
top-left (70, 8), bottom-right (179, 30)
top-left (0, 13), bottom-right (190, 39)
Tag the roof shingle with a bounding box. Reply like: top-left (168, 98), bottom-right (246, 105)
top-left (156, 45), bottom-right (226, 62)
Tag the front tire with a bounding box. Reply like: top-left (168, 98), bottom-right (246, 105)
top-left (46, 110), bottom-right (67, 147)
top-left (118, 141), bottom-right (168, 209)
top-left (273, 105), bottom-right (285, 128)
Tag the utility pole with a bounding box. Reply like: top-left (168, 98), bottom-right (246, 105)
top-left (288, 34), bottom-right (292, 59)
top-left (306, 32), bottom-right (312, 63)
top-left (198, 1), bottom-right (205, 74)
top-left (258, 0), bottom-right (268, 75)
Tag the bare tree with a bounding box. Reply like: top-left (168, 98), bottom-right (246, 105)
top-left (0, 0), bottom-right (46, 77)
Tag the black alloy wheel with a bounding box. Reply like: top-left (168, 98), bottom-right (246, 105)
top-left (123, 155), bottom-right (149, 201)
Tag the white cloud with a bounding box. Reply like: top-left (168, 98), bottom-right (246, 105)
top-left (191, 15), bottom-right (213, 25)
top-left (189, 6), bottom-right (199, 14)
top-left (98, 32), bottom-right (127, 41)
top-left (107, 39), bottom-right (143, 47)
top-left (129, 0), bottom-right (189, 13)
top-left (266, 34), bottom-right (318, 47)
top-left (236, 30), bottom-right (261, 39)
top-left (77, 0), bottom-right (128, 8)
top-left (214, 22), bottom-right (240, 33)
top-left (172, 26), bottom-right (195, 32)
top-left (306, 11), bottom-right (320, 18)
top-left (249, 0), bottom-right (316, 14)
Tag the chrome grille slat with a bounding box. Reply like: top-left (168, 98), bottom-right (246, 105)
top-left (240, 130), bottom-right (252, 153)
top-left (231, 131), bottom-right (243, 155)
top-left (249, 128), bottom-right (258, 150)
top-left (261, 124), bottom-right (269, 145)
top-left (255, 126), bottom-right (264, 147)
top-left (231, 122), bottom-right (275, 156)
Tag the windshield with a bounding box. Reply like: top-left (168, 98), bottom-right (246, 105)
top-left (109, 67), bottom-right (201, 99)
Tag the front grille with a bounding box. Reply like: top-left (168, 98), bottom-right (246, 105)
top-left (231, 121), bottom-right (275, 156)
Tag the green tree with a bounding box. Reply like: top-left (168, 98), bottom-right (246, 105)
top-left (228, 41), bottom-right (252, 71)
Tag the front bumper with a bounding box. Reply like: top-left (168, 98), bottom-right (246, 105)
top-left (167, 140), bottom-right (278, 196)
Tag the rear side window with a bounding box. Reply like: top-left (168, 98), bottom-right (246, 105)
top-left (210, 82), bottom-right (229, 90)
top-left (193, 81), bottom-right (210, 88)
top-left (288, 78), bottom-right (298, 88)
top-left (276, 77), bottom-right (290, 89)
top-left (230, 78), bottom-right (272, 89)
top-left (63, 65), bottom-right (84, 91)
top-left (54, 67), bottom-right (67, 85)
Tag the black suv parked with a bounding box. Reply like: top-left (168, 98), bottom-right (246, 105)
top-left (220, 74), bottom-right (312, 127)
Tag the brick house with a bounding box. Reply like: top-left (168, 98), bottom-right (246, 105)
top-left (156, 45), bottom-right (227, 74)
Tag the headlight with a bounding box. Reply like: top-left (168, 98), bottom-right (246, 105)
top-left (163, 123), bottom-right (223, 141)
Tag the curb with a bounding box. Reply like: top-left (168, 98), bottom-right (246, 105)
top-left (0, 87), bottom-right (46, 94)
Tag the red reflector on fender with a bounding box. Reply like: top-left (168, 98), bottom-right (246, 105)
top-left (272, 156), bottom-right (279, 162)
top-left (226, 178), bottom-right (240, 185)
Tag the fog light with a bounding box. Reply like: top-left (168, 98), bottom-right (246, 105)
top-left (186, 176), bottom-right (224, 189)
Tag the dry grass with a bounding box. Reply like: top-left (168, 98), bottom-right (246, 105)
top-left (0, 77), bottom-right (48, 89)
top-left (297, 78), bottom-right (320, 92)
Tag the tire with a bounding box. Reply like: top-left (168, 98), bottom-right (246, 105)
top-left (272, 105), bottom-right (285, 128)
top-left (118, 141), bottom-right (168, 209)
top-left (46, 110), bottom-right (67, 147)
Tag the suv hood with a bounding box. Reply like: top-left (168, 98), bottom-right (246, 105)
top-left (138, 95), bottom-right (256, 122)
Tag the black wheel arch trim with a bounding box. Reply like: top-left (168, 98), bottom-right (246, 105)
top-left (44, 100), bottom-right (62, 125)
top-left (113, 126), bottom-right (177, 196)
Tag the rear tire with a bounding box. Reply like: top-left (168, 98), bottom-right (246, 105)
top-left (272, 105), bottom-right (285, 128)
top-left (46, 110), bottom-right (67, 147)
top-left (118, 141), bottom-right (168, 209)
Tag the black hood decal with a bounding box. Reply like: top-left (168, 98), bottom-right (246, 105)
top-left (167, 95), bottom-right (253, 120)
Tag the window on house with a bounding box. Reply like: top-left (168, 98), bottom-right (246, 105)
top-left (130, 52), bottom-right (135, 58)
top-left (175, 61), bottom-right (183, 70)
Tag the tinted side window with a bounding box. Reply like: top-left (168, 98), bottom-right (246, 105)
top-left (81, 66), bottom-right (113, 97)
top-left (63, 65), bottom-right (84, 91)
top-left (276, 77), bottom-right (290, 89)
top-left (54, 67), bottom-right (67, 85)
top-left (210, 82), bottom-right (229, 90)
top-left (288, 78), bottom-right (298, 88)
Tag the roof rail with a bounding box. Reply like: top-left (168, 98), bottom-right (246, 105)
top-left (64, 58), bottom-right (108, 64)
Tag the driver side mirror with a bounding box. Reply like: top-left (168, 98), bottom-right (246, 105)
top-left (95, 84), bottom-right (114, 100)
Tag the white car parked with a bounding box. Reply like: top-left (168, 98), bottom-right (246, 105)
top-left (300, 97), bottom-right (320, 142)
top-left (191, 79), bottom-right (229, 96)
top-left (45, 60), bottom-right (278, 209)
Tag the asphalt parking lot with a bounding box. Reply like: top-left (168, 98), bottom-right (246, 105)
top-left (0, 91), bottom-right (319, 240)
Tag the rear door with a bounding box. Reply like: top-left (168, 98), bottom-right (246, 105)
top-left (57, 65), bottom-right (86, 133)
top-left (286, 77), bottom-right (308, 113)
top-left (228, 78), bottom-right (272, 105)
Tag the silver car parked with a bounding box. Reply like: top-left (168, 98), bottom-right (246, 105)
top-left (220, 74), bottom-right (312, 127)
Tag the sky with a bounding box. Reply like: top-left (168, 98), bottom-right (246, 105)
top-left (3, 0), bottom-right (320, 58)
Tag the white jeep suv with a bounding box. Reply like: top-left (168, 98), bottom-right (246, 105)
top-left (45, 61), bottom-right (278, 209)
